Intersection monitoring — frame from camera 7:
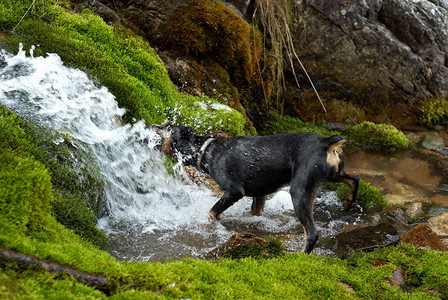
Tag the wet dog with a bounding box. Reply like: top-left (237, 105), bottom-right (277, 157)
top-left (141, 125), bottom-right (359, 254)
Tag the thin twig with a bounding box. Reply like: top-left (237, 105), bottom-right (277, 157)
top-left (285, 22), bottom-right (327, 113)
top-left (12, 0), bottom-right (37, 33)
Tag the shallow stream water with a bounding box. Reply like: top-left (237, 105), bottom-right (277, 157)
top-left (1, 47), bottom-right (446, 262)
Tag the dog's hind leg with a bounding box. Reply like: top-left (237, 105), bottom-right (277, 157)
top-left (250, 196), bottom-right (266, 216)
top-left (209, 189), bottom-right (244, 222)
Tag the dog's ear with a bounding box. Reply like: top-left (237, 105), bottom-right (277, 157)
top-left (169, 125), bottom-right (196, 143)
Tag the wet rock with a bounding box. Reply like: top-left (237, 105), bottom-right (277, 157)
top-left (429, 194), bottom-right (448, 208)
top-left (421, 132), bottom-right (447, 155)
top-left (100, 0), bottom-right (186, 40)
top-left (216, 1), bottom-right (247, 20)
top-left (395, 158), bottom-right (442, 191)
top-left (428, 212), bottom-right (448, 238)
top-left (400, 224), bottom-right (448, 252)
top-left (381, 207), bottom-right (412, 225)
top-left (405, 202), bottom-right (426, 220)
top-left (70, 0), bottom-right (121, 24)
top-left (332, 223), bottom-right (399, 258)
top-left (327, 122), bottom-right (348, 131)
top-left (405, 132), bottom-right (425, 145)
top-left (388, 266), bottom-right (406, 288)
top-left (384, 182), bottom-right (425, 206)
top-left (428, 206), bottom-right (448, 217)
top-left (221, 0), bottom-right (253, 17)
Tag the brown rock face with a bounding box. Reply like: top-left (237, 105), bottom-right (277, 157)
top-left (101, 0), bottom-right (187, 40)
top-left (288, 0), bottom-right (448, 124)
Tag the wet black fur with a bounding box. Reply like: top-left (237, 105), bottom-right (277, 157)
top-left (142, 125), bottom-right (359, 254)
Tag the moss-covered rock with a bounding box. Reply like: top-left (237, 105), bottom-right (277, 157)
top-left (1, 1), bottom-right (246, 136)
top-left (208, 233), bottom-right (285, 260)
top-left (160, 0), bottom-right (262, 89)
top-left (158, 0), bottom-right (264, 132)
top-left (343, 122), bottom-right (410, 151)
top-left (51, 192), bottom-right (107, 248)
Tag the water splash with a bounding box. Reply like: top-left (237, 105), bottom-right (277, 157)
top-left (0, 45), bottom-right (363, 261)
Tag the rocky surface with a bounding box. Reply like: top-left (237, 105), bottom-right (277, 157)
top-left (332, 222), bottom-right (400, 258)
top-left (287, 0), bottom-right (448, 124)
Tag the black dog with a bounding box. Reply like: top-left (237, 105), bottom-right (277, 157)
top-left (141, 125), bottom-right (359, 254)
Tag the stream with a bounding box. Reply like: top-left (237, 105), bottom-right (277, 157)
top-left (1, 47), bottom-right (447, 262)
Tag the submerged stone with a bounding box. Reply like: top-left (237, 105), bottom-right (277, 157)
top-left (332, 223), bottom-right (399, 258)
top-left (421, 132), bottom-right (447, 155)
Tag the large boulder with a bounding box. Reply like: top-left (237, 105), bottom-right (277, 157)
top-left (287, 0), bottom-right (448, 124)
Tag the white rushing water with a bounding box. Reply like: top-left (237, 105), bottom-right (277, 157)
top-left (0, 46), bottom-right (363, 261)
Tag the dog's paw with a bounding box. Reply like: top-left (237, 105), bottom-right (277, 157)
top-left (208, 210), bottom-right (220, 223)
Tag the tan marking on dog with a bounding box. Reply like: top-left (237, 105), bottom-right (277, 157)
top-left (326, 140), bottom-right (345, 171)
top-left (301, 224), bottom-right (308, 252)
top-left (158, 129), bottom-right (173, 156)
top-left (208, 209), bottom-right (220, 222)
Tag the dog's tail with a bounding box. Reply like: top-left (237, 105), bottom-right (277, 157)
top-left (325, 135), bottom-right (346, 169)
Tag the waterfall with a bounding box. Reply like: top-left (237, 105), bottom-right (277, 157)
top-left (0, 45), bottom-right (360, 261)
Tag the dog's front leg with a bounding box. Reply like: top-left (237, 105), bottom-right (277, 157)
top-left (208, 190), bottom-right (244, 222)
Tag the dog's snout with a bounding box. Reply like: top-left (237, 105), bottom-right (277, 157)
top-left (140, 125), bottom-right (173, 155)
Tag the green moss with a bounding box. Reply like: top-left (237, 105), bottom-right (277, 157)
top-left (0, 150), bottom-right (52, 234)
top-left (343, 121), bottom-right (410, 151)
top-left (224, 237), bottom-right (285, 260)
top-left (263, 113), bottom-right (339, 137)
top-left (346, 244), bottom-right (448, 297)
top-left (51, 192), bottom-right (107, 248)
top-left (418, 97), bottom-right (448, 125)
top-left (327, 179), bottom-right (389, 210)
top-left (0, 0), bottom-right (56, 29)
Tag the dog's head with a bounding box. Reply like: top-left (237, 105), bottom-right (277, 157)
top-left (141, 124), bottom-right (197, 164)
